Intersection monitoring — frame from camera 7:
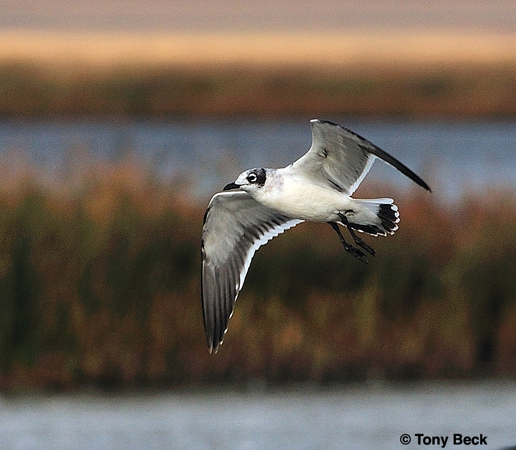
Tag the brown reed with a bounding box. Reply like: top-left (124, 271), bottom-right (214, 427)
top-left (0, 161), bottom-right (515, 391)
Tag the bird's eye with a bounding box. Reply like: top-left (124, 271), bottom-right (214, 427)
top-left (247, 173), bottom-right (257, 183)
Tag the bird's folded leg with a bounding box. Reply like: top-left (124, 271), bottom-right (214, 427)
top-left (337, 213), bottom-right (376, 257)
top-left (328, 222), bottom-right (368, 264)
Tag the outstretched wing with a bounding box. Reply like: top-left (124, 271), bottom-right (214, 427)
top-left (201, 190), bottom-right (302, 353)
top-left (287, 119), bottom-right (431, 195)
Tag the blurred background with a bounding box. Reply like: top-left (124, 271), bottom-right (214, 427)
top-left (1, 0), bottom-right (516, 448)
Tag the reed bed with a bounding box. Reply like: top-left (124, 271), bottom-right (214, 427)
top-left (0, 161), bottom-right (515, 391)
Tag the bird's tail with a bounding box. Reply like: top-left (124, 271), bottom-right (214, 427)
top-left (344, 198), bottom-right (400, 236)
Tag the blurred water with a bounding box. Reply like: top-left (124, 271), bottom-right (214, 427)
top-left (1, 382), bottom-right (516, 450)
top-left (0, 119), bottom-right (515, 202)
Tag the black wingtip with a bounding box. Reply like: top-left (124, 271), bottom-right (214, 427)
top-left (413, 178), bottom-right (432, 193)
top-left (414, 176), bottom-right (432, 193)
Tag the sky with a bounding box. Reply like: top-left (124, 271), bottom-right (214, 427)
top-left (1, 0), bottom-right (515, 33)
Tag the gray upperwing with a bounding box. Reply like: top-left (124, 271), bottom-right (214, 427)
top-left (201, 190), bottom-right (302, 353)
top-left (289, 119), bottom-right (431, 194)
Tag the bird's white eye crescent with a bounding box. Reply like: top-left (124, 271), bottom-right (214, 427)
top-left (247, 173), bottom-right (257, 183)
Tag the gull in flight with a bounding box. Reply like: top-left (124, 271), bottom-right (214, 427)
top-left (202, 119), bottom-right (431, 353)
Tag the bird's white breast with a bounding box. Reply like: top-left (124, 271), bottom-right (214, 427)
top-left (253, 170), bottom-right (353, 222)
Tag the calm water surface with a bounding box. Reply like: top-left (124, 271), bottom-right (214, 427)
top-left (0, 119), bottom-right (515, 202)
top-left (1, 382), bottom-right (516, 450)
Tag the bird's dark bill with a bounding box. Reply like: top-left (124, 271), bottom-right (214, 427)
top-left (223, 182), bottom-right (240, 191)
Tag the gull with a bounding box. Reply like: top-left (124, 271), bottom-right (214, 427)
top-left (201, 119), bottom-right (431, 353)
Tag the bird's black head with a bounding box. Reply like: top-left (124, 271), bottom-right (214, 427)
top-left (224, 168), bottom-right (266, 191)
top-left (245, 168), bottom-right (266, 187)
